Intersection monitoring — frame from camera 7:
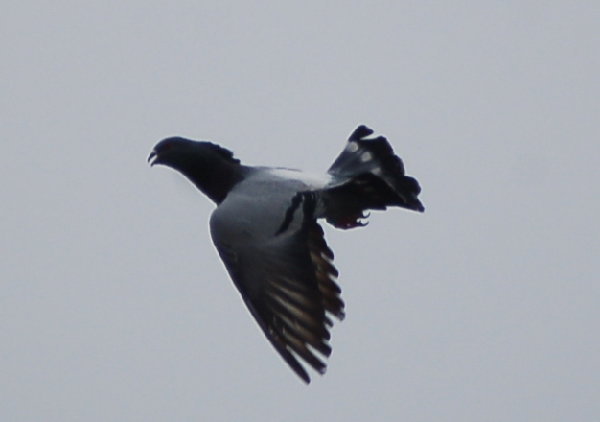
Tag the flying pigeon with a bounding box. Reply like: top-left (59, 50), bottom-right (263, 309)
top-left (148, 125), bottom-right (424, 383)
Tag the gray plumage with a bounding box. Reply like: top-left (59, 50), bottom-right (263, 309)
top-left (148, 125), bottom-right (424, 383)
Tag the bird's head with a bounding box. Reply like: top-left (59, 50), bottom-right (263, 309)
top-left (149, 137), bottom-right (237, 167)
top-left (148, 136), bottom-right (243, 203)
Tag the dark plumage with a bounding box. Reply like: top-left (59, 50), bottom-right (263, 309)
top-left (148, 125), bottom-right (424, 383)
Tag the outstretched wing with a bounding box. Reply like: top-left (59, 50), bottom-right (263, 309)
top-left (210, 192), bottom-right (344, 383)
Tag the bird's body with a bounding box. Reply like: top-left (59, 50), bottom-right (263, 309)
top-left (149, 125), bottom-right (423, 383)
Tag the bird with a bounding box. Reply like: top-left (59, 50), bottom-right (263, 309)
top-left (148, 125), bottom-right (424, 383)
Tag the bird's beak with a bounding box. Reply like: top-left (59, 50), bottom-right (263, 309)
top-left (148, 151), bottom-right (157, 166)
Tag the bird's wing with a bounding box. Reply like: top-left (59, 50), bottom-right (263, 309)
top-left (210, 192), bottom-right (344, 383)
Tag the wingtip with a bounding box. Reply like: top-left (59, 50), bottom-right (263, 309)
top-left (350, 125), bottom-right (374, 141)
top-left (291, 360), bottom-right (312, 384)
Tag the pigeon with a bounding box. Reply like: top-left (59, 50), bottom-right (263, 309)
top-left (148, 125), bottom-right (424, 383)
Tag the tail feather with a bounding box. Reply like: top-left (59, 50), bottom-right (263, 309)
top-left (323, 125), bottom-right (424, 229)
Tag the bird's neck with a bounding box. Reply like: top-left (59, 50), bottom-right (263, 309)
top-left (186, 161), bottom-right (250, 204)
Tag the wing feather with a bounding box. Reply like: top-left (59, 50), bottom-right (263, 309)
top-left (210, 193), bottom-right (344, 383)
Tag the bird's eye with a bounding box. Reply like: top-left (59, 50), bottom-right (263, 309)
top-left (157, 142), bottom-right (175, 153)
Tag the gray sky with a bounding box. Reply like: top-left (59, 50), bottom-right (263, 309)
top-left (2, 2), bottom-right (599, 421)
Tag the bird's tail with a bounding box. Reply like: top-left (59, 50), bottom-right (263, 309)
top-left (323, 125), bottom-right (424, 229)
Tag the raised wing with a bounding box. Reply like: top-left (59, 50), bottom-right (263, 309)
top-left (322, 125), bottom-right (424, 228)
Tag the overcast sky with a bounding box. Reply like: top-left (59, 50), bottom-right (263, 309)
top-left (2, 2), bottom-right (599, 421)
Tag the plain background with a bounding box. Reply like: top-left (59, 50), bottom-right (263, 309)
top-left (2, 2), bottom-right (599, 421)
